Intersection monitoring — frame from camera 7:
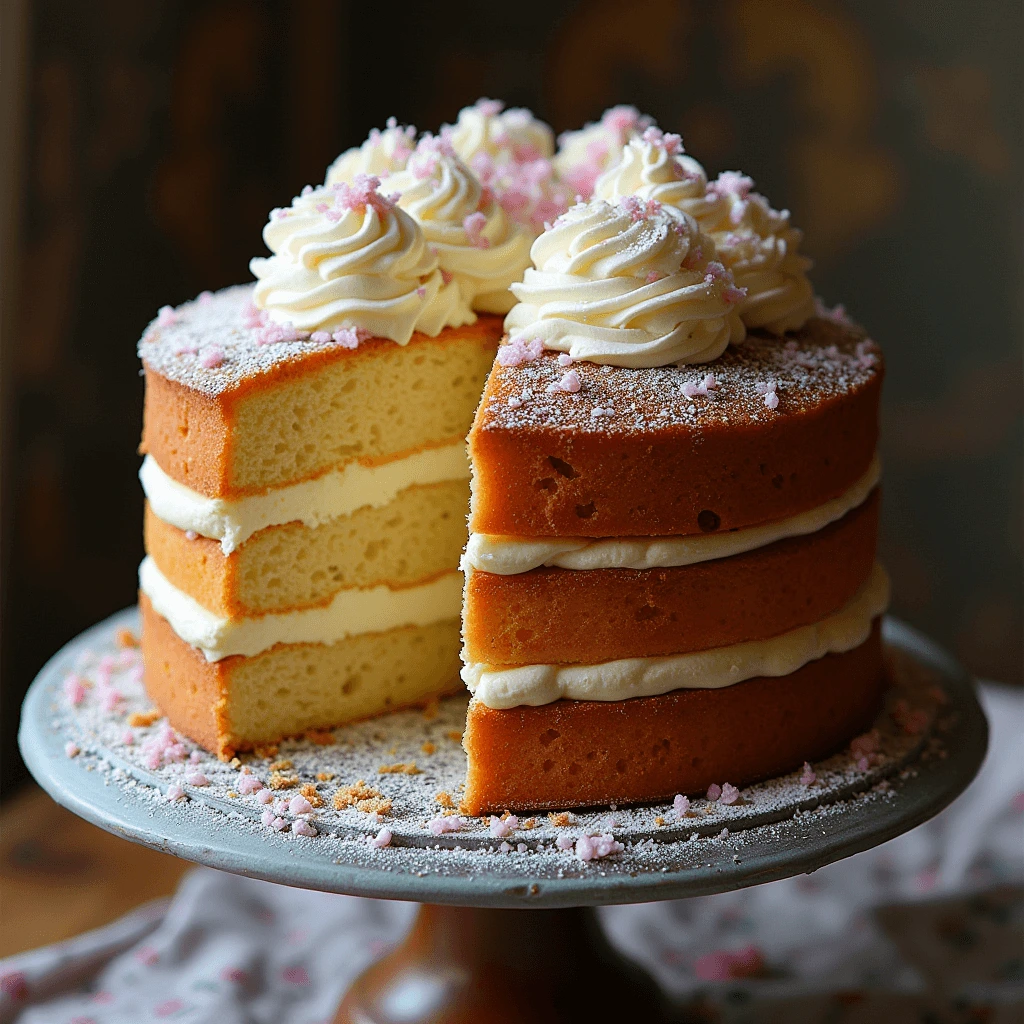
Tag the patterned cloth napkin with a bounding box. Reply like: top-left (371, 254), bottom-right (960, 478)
top-left (2, 684), bottom-right (1021, 1024)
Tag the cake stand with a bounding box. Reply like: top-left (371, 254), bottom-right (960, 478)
top-left (19, 611), bottom-right (986, 1023)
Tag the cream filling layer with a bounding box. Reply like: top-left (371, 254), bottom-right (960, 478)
top-left (140, 442), bottom-right (470, 555)
top-left (139, 556), bottom-right (463, 662)
top-left (463, 456), bottom-right (880, 575)
top-left (461, 563), bottom-right (889, 709)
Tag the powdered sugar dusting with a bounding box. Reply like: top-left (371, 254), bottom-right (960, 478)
top-left (482, 316), bottom-right (880, 436)
top-left (139, 286), bottom-right (381, 397)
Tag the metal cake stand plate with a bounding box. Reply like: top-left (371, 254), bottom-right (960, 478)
top-left (20, 610), bottom-right (986, 1023)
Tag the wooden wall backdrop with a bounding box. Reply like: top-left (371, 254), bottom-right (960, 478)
top-left (2, 0), bottom-right (1021, 793)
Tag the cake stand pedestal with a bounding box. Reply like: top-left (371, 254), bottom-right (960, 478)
top-left (19, 616), bottom-right (986, 1023)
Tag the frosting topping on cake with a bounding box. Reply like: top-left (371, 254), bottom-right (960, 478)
top-left (554, 105), bottom-right (655, 199)
top-left (592, 130), bottom-right (728, 226)
top-left (704, 172), bottom-right (815, 334)
top-left (325, 118), bottom-right (416, 186)
top-left (504, 197), bottom-right (746, 367)
top-left (250, 174), bottom-right (470, 343)
top-left (385, 136), bottom-right (534, 315)
top-left (446, 98), bottom-right (555, 165)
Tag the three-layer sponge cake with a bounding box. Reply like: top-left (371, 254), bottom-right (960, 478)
top-left (139, 287), bottom-right (498, 757)
top-left (459, 150), bottom-right (888, 813)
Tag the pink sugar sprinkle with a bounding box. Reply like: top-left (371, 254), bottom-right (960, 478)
top-left (65, 741), bottom-right (80, 758)
top-left (673, 794), bottom-right (690, 818)
top-left (764, 391), bottom-right (779, 410)
top-left (556, 835), bottom-right (575, 851)
top-left (475, 97), bottom-right (504, 117)
top-left (64, 675), bottom-right (87, 706)
top-left (557, 352), bottom-right (573, 366)
top-left (645, 270), bottom-right (663, 284)
top-left (498, 841), bottom-right (513, 853)
top-left (489, 814), bottom-right (518, 838)
top-left (184, 530), bottom-right (198, 541)
top-left (333, 173), bottom-right (394, 217)
top-left (799, 762), bottom-right (816, 786)
top-left (497, 336), bottom-right (544, 367)
top-left (719, 783), bottom-right (740, 805)
top-left (855, 755), bottom-right (870, 772)
top-left (199, 348), bottom-right (225, 369)
top-left (703, 260), bottom-right (728, 284)
top-left (238, 775), bottom-right (262, 795)
top-left (369, 827), bottom-right (393, 849)
top-left (706, 783), bottom-right (722, 802)
top-left (641, 126), bottom-right (683, 154)
top-left (257, 789), bottom-right (274, 805)
top-left (428, 815), bottom-right (463, 835)
top-left (708, 170), bottom-right (754, 200)
top-left (556, 369), bottom-right (581, 393)
top-left (289, 795), bottom-right (313, 816)
top-left (574, 834), bottom-right (624, 862)
top-left (681, 381), bottom-right (700, 399)
top-left (121, 729), bottom-right (134, 745)
top-left (197, 290), bottom-right (213, 306)
top-left (157, 305), bottom-right (178, 327)
top-left (189, 750), bottom-right (202, 764)
top-left (310, 330), bottom-right (332, 344)
top-left (620, 195), bottom-right (662, 222)
top-left (263, 811), bottom-right (289, 832)
top-left (332, 326), bottom-right (370, 349)
top-left (292, 819), bottom-right (318, 838)
top-left (462, 211), bottom-right (490, 248)
top-left (185, 772), bottom-right (209, 787)
top-left (273, 798), bottom-right (290, 815)
top-left (723, 284), bottom-right (747, 305)
top-left (703, 373), bottom-right (718, 390)
top-left (98, 685), bottom-right (123, 712)
top-left (166, 784), bottom-right (185, 802)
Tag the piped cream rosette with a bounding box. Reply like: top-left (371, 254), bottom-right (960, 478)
top-left (503, 196), bottom-right (746, 367)
top-left (553, 105), bottom-right (655, 198)
top-left (325, 118), bottom-right (416, 186)
top-left (249, 174), bottom-right (471, 343)
top-left (703, 172), bottom-right (815, 334)
top-left (446, 97), bottom-right (555, 164)
top-left (592, 129), bottom-right (729, 228)
top-left (385, 136), bottom-right (534, 315)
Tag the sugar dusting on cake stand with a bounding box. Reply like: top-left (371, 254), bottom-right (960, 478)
top-left (20, 608), bottom-right (986, 1023)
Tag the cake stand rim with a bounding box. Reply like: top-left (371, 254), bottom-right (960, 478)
top-left (18, 607), bottom-right (988, 909)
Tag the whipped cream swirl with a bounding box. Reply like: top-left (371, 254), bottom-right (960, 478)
top-left (446, 98), bottom-right (554, 164)
top-left (504, 197), bottom-right (746, 367)
top-left (593, 129), bottom-right (729, 227)
top-left (554, 105), bottom-right (655, 198)
top-left (250, 175), bottom-right (470, 343)
top-left (385, 136), bottom-right (533, 315)
top-left (705, 173), bottom-right (815, 334)
top-left (325, 118), bottom-right (416, 186)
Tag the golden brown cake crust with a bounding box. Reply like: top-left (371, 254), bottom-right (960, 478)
top-left (460, 622), bottom-right (884, 815)
top-left (468, 318), bottom-right (882, 537)
top-left (463, 490), bottom-right (879, 665)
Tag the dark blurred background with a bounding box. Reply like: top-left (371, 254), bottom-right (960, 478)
top-left (1, 0), bottom-right (1021, 797)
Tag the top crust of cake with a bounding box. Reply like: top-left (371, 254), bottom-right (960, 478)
top-left (468, 316), bottom-right (883, 537)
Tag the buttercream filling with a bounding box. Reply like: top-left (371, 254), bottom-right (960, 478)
top-left (463, 455), bottom-right (880, 575)
top-left (139, 556), bottom-right (463, 662)
top-left (141, 442), bottom-right (470, 555)
top-left (461, 562), bottom-right (889, 709)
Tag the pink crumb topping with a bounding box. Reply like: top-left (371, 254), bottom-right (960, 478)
top-left (645, 270), bottom-right (663, 284)
top-left (65, 741), bottom-right (80, 758)
top-left (238, 774), bottom-right (263, 795)
top-left (620, 195), bottom-right (662, 222)
top-left (427, 815), bottom-right (463, 835)
top-left (292, 819), bottom-right (318, 838)
top-left (121, 729), bottom-right (134, 745)
top-left (764, 391), bottom-right (780, 410)
top-left (489, 814), bottom-right (519, 838)
top-left (673, 794), bottom-right (691, 818)
top-left (199, 347), bottom-right (225, 369)
top-left (289, 795), bottom-right (313, 816)
top-left (557, 352), bottom-right (573, 366)
top-left (719, 783), bottom-right (740, 805)
top-left (707, 783), bottom-right (723, 802)
top-left (555, 835), bottom-right (575, 851)
top-left (166, 784), bottom-right (186, 802)
top-left (556, 369), bottom-right (581, 393)
top-left (332, 326), bottom-right (370, 349)
top-left (310, 331), bottom-right (331, 344)
top-left (799, 762), bottom-right (816, 786)
top-left (707, 170), bottom-right (754, 201)
top-left (574, 834), bottom-right (624, 862)
top-left (462, 211), bottom-right (490, 248)
top-left (641, 126), bottom-right (683, 154)
top-left (257, 789), bottom-right (274, 805)
top-left (185, 772), bottom-right (209, 787)
top-left (332, 174), bottom-right (395, 217)
top-left (497, 336), bottom-right (544, 367)
top-left (369, 827), bottom-right (393, 849)
top-left (197, 290), bottom-right (214, 306)
top-left (157, 305), bottom-right (178, 327)
top-left (64, 675), bottom-right (88, 706)
top-left (498, 841), bottom-right (513, 853)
